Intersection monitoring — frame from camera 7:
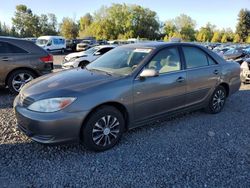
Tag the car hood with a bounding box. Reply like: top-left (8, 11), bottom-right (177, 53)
top-left (65, 51), bottom-right (87, 61)
top-left (21, 68), bottom-right (120, 100)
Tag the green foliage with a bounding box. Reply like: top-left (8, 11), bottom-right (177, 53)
top-left (236, 9), bottom-right (250, 42)
top-left (38, 13), bottom-right (58, 36)
top-left (233, 34), bottom-right (241, 43)
top-left (211, 31), bottom-right (221, 43)
top-left (11, 4), bottom-right (58, 37)
top-left (246, 36), bottom-right (250, 43)
top-left (196, 23), bottom-right (214, 42)
top-left (86, 4), bottom-right (160, 40)
top-left (12, 4), bottom-right (39, 37)
top-left (79, 13), bottom-right (93, 37)
top-left (60, 17), bottom-right (79, 39)
top-left (164, 14), bottom-right (196, 41)
top-left (221, 34), bottom-right (228, 43)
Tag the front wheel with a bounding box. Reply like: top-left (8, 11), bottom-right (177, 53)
top-left (81, 106), bottom-right (125, 151)
top-left (205, 86), bottom-right (227, 114)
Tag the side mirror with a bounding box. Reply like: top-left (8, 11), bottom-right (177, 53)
top-left (94, 52), bottom-right (101, 56)
top-left (139, 69), bottom-right (159, 79)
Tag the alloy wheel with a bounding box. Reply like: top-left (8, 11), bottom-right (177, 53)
top-left (12, 73), bottom-right (33, 92)
top-left (212, 89), bottom-right (226, 112)
top-left (92, 115), bottom-right (120, 147)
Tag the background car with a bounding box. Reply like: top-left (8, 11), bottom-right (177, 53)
top-left (36, 36), bottom-right (66, 53)
top-left (66, 39), bottom-right (82, 52)
top-left (62, 45), bottom-right (115, 69)
top-left (14, 42), bottom-right (240, 151)
top-left (0, 37), bottom-right (53, 94)
top-left (76, 39), bottom-right (96, 51)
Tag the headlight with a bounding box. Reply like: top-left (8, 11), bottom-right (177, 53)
top-left (27, 97), bottom-right (76, 113)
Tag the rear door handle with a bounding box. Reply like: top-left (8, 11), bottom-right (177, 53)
top-left (1, 57), bottom-right (11, 61)
top-left (213, 70), bottom-right (219, 75)
top-left (176, 77), bottom-right (185, 83)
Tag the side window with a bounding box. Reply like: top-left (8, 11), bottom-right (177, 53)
top-left (0, 42), bottom-right (9, 53)
top-left (98, 47), bottom-right (113, 55)
top-left (146, 47), bottom-right (181, 74)
top-left (183, 46), bottom-right (208, 69)
top-left (207, 56), bottom-right (217, 65)
top-left (0, 42), bottom-right (27, 54)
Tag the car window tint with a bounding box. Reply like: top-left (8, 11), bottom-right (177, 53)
top-left (146, 47), bottom-right (181, 74)
top-left (0, 42), bottom-right (27, 54)
top-left (207, 56), bottom-right (217, 65)
top-left (183, 47), bottom-right (208, 68)
top-left (98, 48), bottom-right (113, 54)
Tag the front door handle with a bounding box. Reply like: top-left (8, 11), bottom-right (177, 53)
top-left (213, 70), bottom-right (219, 75)
top-left (176, 77), bottom-right (185, 83)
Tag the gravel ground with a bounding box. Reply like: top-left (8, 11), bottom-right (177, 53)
top-left (0, 85), bottom-right (250, 187)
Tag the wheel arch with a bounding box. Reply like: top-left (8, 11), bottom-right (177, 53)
top-left (79, 102), bottom-right (130, 140)
top-left (5, 67), bottom-right (38, 86)
top-left (219, 82), bottom-right (229, 97)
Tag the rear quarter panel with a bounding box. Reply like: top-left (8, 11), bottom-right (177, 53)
top-left (220, 61), bottom-right (241, 95)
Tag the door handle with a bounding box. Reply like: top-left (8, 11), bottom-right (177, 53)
top-left (213, 70), bottom-right (219, 75)
top-left (1, 57), bottom-right (10, 61)
top-left (176, 77), bottom-right (185, 83)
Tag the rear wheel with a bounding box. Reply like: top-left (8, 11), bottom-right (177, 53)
top-left (205, 86), bottom-right (227, 114)
top-left (81, 106), bottom-right (125, 151)
top-left (7, 69), bottom-right (36, 94)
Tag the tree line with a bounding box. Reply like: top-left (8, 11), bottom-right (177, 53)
top-left (0, 4), bottom-right (249, 43)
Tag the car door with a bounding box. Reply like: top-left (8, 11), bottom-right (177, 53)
top-left (0, 41), bottom-right (29, 85)
top-left (182, 46), bottom-right (221, 106)
top-left (133, 47), bottom-right (187, 123)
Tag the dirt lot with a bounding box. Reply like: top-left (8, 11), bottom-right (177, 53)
top-left (0, 83), bottom-right (250, 187)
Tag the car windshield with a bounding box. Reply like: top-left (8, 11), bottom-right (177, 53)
top-left (36, 39), bottom-right (48, 45)
top-left (85, 47), bottom-right (100, 55)
top-left (86, 47), bottom-right (152, 76)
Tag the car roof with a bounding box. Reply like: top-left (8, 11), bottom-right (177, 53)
top-left (121, 42), bottom-right (203, 49)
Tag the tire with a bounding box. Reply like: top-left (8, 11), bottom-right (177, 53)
top-left (205, 85), bottom-right (227, 114)
top-left (7, 69), bottom-right (36, 94)
top-left (78, 61), bottom-right (89, 68)
top-left (81, 106), bottom-right (125, 151)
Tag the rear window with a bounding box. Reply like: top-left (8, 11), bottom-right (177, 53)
top-left (0, 42), bottom-right (28, 54)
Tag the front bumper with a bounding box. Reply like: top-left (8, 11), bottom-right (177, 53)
top-left (14, 105), bottom-right (89, 144)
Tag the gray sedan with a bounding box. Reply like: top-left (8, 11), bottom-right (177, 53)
top-left (14, 42), bottom-right (241, 151)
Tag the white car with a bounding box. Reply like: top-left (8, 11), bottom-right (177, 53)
top-left (62, 45), bottom-right (115, 69)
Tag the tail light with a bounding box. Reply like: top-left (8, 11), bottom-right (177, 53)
top-left (40, 54), bottom-right (53, 63)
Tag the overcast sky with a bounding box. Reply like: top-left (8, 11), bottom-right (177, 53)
top-left (0, 0), bottom-right (249, 31)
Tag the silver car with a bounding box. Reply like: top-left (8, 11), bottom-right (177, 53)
top-left (14, 43), bottom-right (241, 151)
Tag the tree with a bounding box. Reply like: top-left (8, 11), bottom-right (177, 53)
top-left (211, 31), bottom-right (221, 43)
top-left (221, 34), bottom-right (228, 43)
top-left (38, 13), bottom-right (58, 35)
top-left (12, 4), bottom-right (40, 37)
top-left (233, 34), bottom-right (241, 43)
top-left (236, 9), bottom-right (250, 42)
top-left (246, 36), bottom-right (250, 43)
top-left (79, 13), bottom-right (93, 31)
top-left (196, 23), bottom-right (214, 42)
top-left (60, 17), bottom-right (78, 39)
top-left (164, 14), bottom-right (196, 41)
top-left (85, 4), bottom-right (160, 40)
